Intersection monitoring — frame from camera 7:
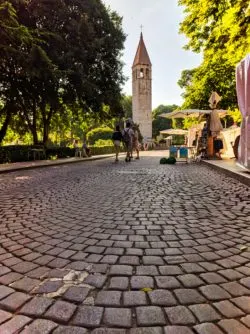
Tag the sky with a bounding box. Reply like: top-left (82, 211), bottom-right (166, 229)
top-left (102, 0), bottom-right (202, 109)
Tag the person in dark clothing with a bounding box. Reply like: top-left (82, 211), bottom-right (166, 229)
top-left (213, 136), bottom-right (223, 159)
top-left (112, 125), bottom-right (123, 162)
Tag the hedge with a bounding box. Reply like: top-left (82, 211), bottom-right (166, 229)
top-left (0, 145), bottom-right (125, 164)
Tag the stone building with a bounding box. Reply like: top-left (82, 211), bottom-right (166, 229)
top-left (132, 33), bottom-right (152, 141)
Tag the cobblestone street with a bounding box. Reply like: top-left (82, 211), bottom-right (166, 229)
top-left (0, 152), bottom-right (250, 334)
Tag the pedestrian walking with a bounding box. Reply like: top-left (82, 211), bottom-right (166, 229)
top-left (122, 122), bottom-right (134, 162)
top-left (112, 125), bottom-right (123, 162)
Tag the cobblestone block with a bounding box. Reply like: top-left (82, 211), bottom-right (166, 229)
top-left (131, 276), bottom-right (154, 289)
top-left (129, 328), bottom-right (162, 334)
top-left (177, 274), bottom-right (203, 288)
top-left (0, 266), bottom-right (11, 276)
top-left (0, 315), bottom-right (31, 333)
top-left (181, 263), bottom-right (205, 273)
top-left (100, 255), bottom-right (117, 264)
top-left (0, 291), bottom-right (31, 311)
top-left (0, 309), bottom-right (12, 324)
top-left (48, 258), bottom-right (70, 268)
top-left (143, 256), bottom-right (165, 265)
top-left (189, 304), bottom-right (221, 322)
top-left (20, 319), bottom-right (58, 333)
top-left (19, 296), bottom-right (53, 316)
top-left (165, 306), bottom-right (196, 325)
top-left (218, 319), bottom-right (250, 334)
top-left (213, 300), bottom-right (244, 318)
top-left (34, 280), bottom-right (63, 294)
top-left (148, 290), bottom-right (177, 306)
top-left (155, 276), bottom-right (181, 289)
top-left (231, 296), bottom-right (250, 313)
top-left (164, 326), bottom-right (194, 334)
top-left (26, 266), bottom-right (49, 279)
top-left (136, 266), bottom-right (159, 276)
top-left (0, 272), bottom-right (23, 285)
top-left (0, 285), bottom-right (14, 300)
top-left (103, 308), bottom-right (132, 328)
top-left (119, 256), bottom-right (139, 265)
top-left (136, 306), bottom-right (166, 326)
top-left (96, 291), bottom-right (122, 306)
top-left (63, 286), bottom-right (90, 303)
top-left (66, 261), bottom-right (89, 271)
top-left (199, 284), bottom-right (231, 301)
top-left (221, 282), bottom-right (250, 297)
top-left (218, 269), bottom-right (244, 280)
top-left (73, 306), bottom-right (103, 327)
top-left (199, 273), bottom-right (226, 284)
top-left (10, 277), bottom-right (40, 292)
top-left (11, 261), bottom-right (38, 274)
top-left (241, 315), bottom-right (250, 328)
top-left (193, 323), bottom-right (224, 334)
top-left (159, 266), bottom-right (183, 276)
top-left (84, 274), bottom-right (107, 288)
top-left (53, 326), bottom-right (88, 334)
top-left (109, 277), bottom-right (129, 290)
top-left (174, 289), bottom-right (205, 305)
top-left (123, 291), bottom-right (147, 306)
top-left (109, 265), bottom-right (133, 276)
top-left (92, 329), bottom-right (126, 334)
top-left (45, 300), bottom-right (76, 323)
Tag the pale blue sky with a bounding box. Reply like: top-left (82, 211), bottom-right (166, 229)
top-left (102, 0), bottom-right (202, 108)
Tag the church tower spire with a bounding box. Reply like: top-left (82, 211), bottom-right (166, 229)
top-left (132, 33), bottom-right (152, 141)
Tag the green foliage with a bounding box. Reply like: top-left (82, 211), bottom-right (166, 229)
top-left (160, 157), bottom-right (168, 164)
top-left (93, 139), bottom-right (114, 147)
top-left (152, 105), bottom-right (179, 138)
top-left (160, 157), bottom-right (176, 165)
top-left (121, 95), bottom-right (132, 119)
top-left (178, 0), bottom-right (250, 111)
top-left (86, 127), bottom-right (113, 145)
top-left (0, 0), bottom-right (126, 144)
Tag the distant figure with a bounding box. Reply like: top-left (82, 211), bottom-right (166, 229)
top-left (74, 140), bottom-right (81, 157)
top-left (122, 122), bottom-right (134, 162)
top-left (112, 125), bottom-right (123, 162)
top-left (213, 136), bottom-right (223, 159)
top-left (83, 142), bottom-right (91, 157)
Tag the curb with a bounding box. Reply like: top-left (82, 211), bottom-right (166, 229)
top-left (0, 154), bottom-right (115, 175)
top-left (202, 160), bottom-right (250, 187)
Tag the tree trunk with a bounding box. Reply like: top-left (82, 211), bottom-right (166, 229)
top-left (42, 105), bottom-right (53, 147)
top-left (32, 101), bottom-right (38, 145)
top-left (0, 107), bottom-right (12, 144)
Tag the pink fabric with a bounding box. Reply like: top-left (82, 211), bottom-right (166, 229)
top-left (236, 54), bottom-right (250, 168)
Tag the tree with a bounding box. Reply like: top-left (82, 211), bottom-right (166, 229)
top-left (0, 0), bottom-right (126, 145)
top-left (0, 1), bottom-right (38, 143)
top-left (152, 104), bottom-right (179, 138)
top-left (178, 0), bottom-right (250, 111)
top-left (121, 95), bottom-right (132, 119)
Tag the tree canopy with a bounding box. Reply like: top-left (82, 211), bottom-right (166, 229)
top-left (178, 0), bottom-right (250, 110)
top-left (152, 104), bottom-right (178, 138)
top-left (0, 0), bottom-right (126, 145)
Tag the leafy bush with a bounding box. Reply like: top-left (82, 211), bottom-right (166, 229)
top-left (160, 157), bottom-right (168, 164)
top-left (87, 127), bottom-right (113, 145)
top-left (93, 139), bottom-right (114, 147)
top-left (160, 157), bottom-right (176, 165)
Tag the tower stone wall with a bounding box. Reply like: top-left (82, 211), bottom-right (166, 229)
top-left (132, 34), bottom-right (152, 141)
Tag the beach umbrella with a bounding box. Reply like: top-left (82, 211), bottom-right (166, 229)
top-left (159, 109), bottom-right (227, 119)
top-left (160, 129), bottom-right (188, 135)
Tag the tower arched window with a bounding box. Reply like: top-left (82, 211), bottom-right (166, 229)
top-left (140, 68), bottom-right (144, 78)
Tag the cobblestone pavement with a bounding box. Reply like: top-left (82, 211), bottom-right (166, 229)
top-left (0, 152), bottom-right (250, 334)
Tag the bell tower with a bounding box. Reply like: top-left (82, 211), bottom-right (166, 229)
top-left (132, 33), bottom-right (152, 140)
